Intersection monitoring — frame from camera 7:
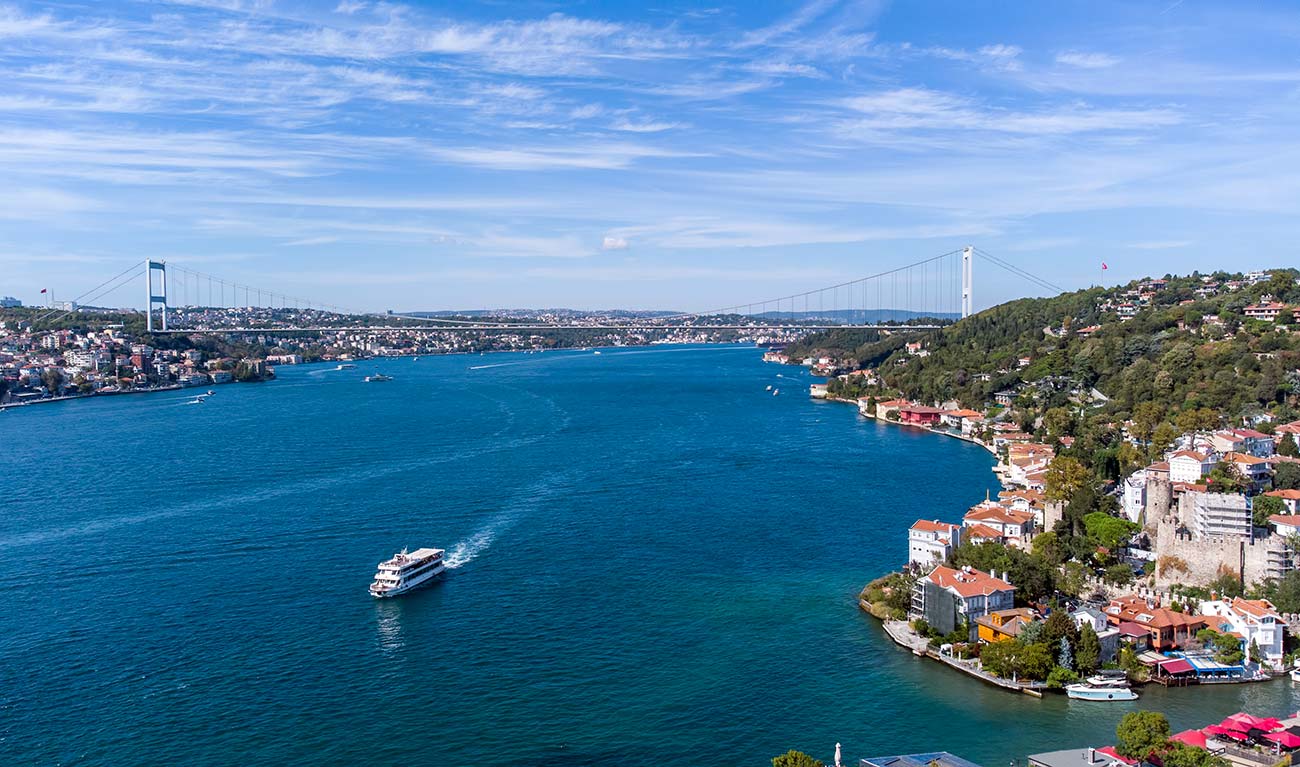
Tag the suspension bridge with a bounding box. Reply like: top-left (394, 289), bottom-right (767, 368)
top-left (34, 246), bottom-right (1065, 335)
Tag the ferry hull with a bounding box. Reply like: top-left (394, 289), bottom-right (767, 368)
top-left (370, 563), bottom-right (446, 598)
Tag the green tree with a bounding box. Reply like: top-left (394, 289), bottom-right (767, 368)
top-left (1276, 463), bottom-right (1300, 491)
top-left (40, 367), bottom-right (64, 394)
top-left (1018, 642), bottom-right (1055, 680)
top-left (1046, 456), bottom-right (1090, 503)
top-left (1253, 494), bottom-right (1285, 527)
top-left (1206, 462), bottom-right (1246, 493)
top-left (1046, 666), bottom-right (1080, 689)
top-left (1076, 623), bottom-right (1101, 675)
top-left (1116, 711), bottom-right (1171, 760)
top-left (1083, 512), bottom-right (1140, 549)
top-left (1058, 561), bottom-right (1088, 597)
top-left (1105, 563), bottom-right (1135, 586)
top-left (1162, 744), bottom-right (1229, 767)
top-left (1130, 402), bottom-right (1165, 445)
top-left (1279, 436), bottom-right (1300, 458)
top-left (773, 751), bottom-right (824, 767)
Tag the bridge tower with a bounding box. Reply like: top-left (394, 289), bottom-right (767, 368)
top-left (961, 245), bottom-right (973, 318)
top-left (145, 260), bottom-right (168, 333)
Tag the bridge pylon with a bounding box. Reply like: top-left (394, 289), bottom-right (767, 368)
top-left (145, 260), bottom-right (168, 333)
top-left (961, 245), bottom-right (973, 319)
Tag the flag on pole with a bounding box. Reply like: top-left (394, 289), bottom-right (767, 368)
top-left (40, 288), bottom-right (47, 293)
top-left (1101, 262), bottom-right (1108, 270)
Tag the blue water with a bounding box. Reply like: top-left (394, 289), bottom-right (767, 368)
top-left (2, 345), bottom-right (1297, 767)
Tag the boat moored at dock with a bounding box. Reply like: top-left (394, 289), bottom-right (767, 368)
top-left (1066, 683), bottom-right (1138, 701)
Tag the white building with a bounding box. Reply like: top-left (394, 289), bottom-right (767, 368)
top-left (1122, 470), bottom-right (1148, 524)
top-left (0, 296), bottom-right (20, 308)
top-left (908, 520), bottom-right (963, 568)
top-left (1199, 598), bottom-right (1286, 669)
top-left (1168, 450), bottom-right (1216, 484)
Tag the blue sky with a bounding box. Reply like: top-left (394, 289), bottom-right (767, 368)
top-left (4, 0), bottom-right (1300, 312)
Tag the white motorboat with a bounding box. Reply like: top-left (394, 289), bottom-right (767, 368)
top-left (1066, 683), bottom-right (1138, 701)
top-left (370, 548), bottom-right (446, 597)
top-left (365, 374), bottom-right (393, 382)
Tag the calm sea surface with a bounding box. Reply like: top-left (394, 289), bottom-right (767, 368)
top-left (2, 345), bottom-right (1297, 766)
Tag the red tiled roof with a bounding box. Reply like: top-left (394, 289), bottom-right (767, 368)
top-left (911, 519), bottom-right (961, 534)
top-left (925, 565), bottom-right (1015, 599)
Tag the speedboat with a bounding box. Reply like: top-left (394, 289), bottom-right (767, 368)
top-left (1290, 665), bottom-right (1300, 682)
top-left (369, 548), bottom-right (446, 597)
top-left (772, 389), bottom-right (780, 396)
top-left (365, 374), bottom-right (393, 382)
top-left (1066, 683), bottom-right (1138, 701)
top-left (336, 363), bottom-right (357, 370)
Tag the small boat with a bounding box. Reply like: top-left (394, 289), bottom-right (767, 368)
top-left (365, 374), bottom-right (393, 382)
top-left (1290, 665), bottom-right (1300, 682)
top-left (412, 356), bottom-right (420, 362)
top-left (593, 350), bottom-right (602, 355)
top-left (1066, 683), bottom-right (1138, 701)
top-left (766, 385), bottom-right (772, 391)
top-left (336, 363), bottom-right (357, 370)
top-left (206, 390), bottom-right (216, 396)
top-left (369, 548), bottom-right (446, 597)
top-left (772, 389), bottom-right (780, 396)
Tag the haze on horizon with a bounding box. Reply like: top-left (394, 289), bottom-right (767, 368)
top-left (4, 0), bottom-right (1300, 313)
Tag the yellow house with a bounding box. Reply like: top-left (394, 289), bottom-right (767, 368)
top-left (975, 608), bottom-right (1038, 643)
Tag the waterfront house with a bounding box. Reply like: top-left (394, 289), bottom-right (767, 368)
top-left (897, 404), bottom-right (944, 426)
top-left (941, 408), bottom-right (983, 431)
top-left (962, 523), bottom-right (1006, 545)
top-left (862, 752), bottom-right (986, 767)
top-left (1266, 490), bottom-right (1300, 515)
top-left (974, 607), bottom-right (1037, 643)
top-left (1169, 450), bottom-right (1216, 484)
top-left (1030, 747), bottom-right (1135, 767)
top-left (907, 520), bottom-right (963, 568)
top-left (1199, 597), bottom-right (1286, 669)
top-left (1104, 595), bottom-right (1206, 651)
top-left (809, 382), bottom-right (829, 398)
top-left (875, 398), bottom-right (911, 420)
top-left (911, 565), bottom-right (1015, 634)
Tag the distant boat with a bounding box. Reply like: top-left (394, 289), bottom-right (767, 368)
top-left (336, 363), bottom-right (357, 370)
top-left (412, 356), bottom-right (420, 361)
top-left (206, 390), bottom-right (216, 396)
top-left (766, 385), bottom-right (772, 391)
top-left (593, 350), bottom-right (602, 355)
top-left (1066, 683), bottom-right (1138, 701)
top-left (365, 374), bottom-right (393, 382)
top-left (772, 389), bottom-right (780, 396)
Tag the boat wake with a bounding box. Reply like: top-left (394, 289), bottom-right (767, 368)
top-left (442, 475), bottom-right (564, 570)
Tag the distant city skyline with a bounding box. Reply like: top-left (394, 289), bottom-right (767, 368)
top-left (4, 1), bottom-right (1300, 312)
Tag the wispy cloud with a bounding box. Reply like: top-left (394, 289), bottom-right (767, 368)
top-left (1056, 51), bottom-right (1120, 69)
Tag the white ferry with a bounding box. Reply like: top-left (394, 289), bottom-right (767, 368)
top-left (365, 373), bottom-right (393, 382)
top-left (336, 363), bottom-right (357, 370)
top-left (369, 548), bottom-right (446, 597)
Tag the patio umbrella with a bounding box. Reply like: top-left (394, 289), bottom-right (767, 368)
top-left (1220, 717), bottom-right (1252, 732)
top-left (1220, 730), bottom-right (1249, 742)
top-left (1227, 713), bottom-right (1265, 730)
top-left (1202, 725), bottom-right (1231, 737)
top-left (1171, 730), bottom-right (1208, 750)
top-left (1257, 718), bottom-right (1284, 732)
top-left (1265, 732), bottom-right (1300, 750)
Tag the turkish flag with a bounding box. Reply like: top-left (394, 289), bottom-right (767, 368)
top-left (40, 288), bottom-right (47, 293)
top-left (1101, 263), bottom-right (1108, 270)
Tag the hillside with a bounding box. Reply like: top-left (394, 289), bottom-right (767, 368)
top-left (798, 269), bottom-right (1300, 479)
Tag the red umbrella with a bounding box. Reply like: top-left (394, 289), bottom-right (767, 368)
top-left (1171, 730), bottom-right (1208, 750)
top-left (1221, 731), bottom-right (1250, 742)
top-left (1227, 713), bottom-right (1266, 729)
top-left (1265, 732), bottom-right (1300, 749)
top-left (1257, 718), bottom-right (1284, 732)
top-left (1203, 725), bottom-right (1231, 737)
top-left (1221, 717), bottom-right (1253, 732)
